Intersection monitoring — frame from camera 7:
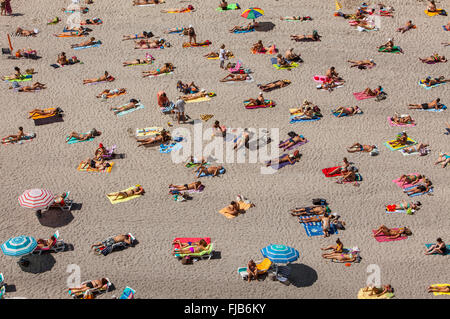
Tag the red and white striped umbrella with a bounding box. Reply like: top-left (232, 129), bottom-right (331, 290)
top-left (18, 189), bottom-right (55, 210)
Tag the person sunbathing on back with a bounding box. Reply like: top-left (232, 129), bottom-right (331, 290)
top-left (137, 130), bottom-right (171, 147)
top-left (91, 234), bottom-right (134, 251)
top-left (363, 86), bottom-right (382, 96)
top-left (195, 165), bottom-right (224, 177)
top-left (229, 22), bottom-right (257, 33)
top-left (66, 128), bottom-right (102, 142)
top-left (161, 5), bottom-right (194, 13)
top-left (422, 76), bottom-right (449, 87)
top-left (110, 99), bottom-right (140, 114)
top-left (362, 285), bottom-right (393, 297)
top-left (13, 82), bottom-right (46, 92)
top-left (419, 53), bottom-right (447, 63)
top-left (291, 205), bottom-right (330, 216)
top-left (373, 225), bottom-right (412, 239)
top-left (396, 20), bottom-right (415, 33)
top-left (28, 107), bottom-right (63, 118)
top-left (428, 285), bottom-right (450, 293)
top-left (1, 127), bottom-right (25, 143)
top-left (220, 74), bottom-right (248, 82)
top-left (334, 106), bottom-right (361, 117)
top-left (15, 27), bottom-right (38, 37)
top-left (279, 132), bottom-right (306, 151)
top-left (107, 186), bottom-right (145, 201)
top-left (280, 16), bottom-right (312, 21)
top-left (122, 31), bottom-right (153, 40)
top-left (133, 0), bottom-right (160, 5)
top-left (391, 114), bottom-right (414, 124)
top-left (181, 89), bottom-right (208, 101)
top-left (404, 180), bottom-right (432, 196)
top-left (67, 278), bottom-right (109, 295)
top-left (71, 37), bottom-right (97, 48)
top-left (96, 88), bottom-right (126, 98)
top-left (172, 239), bottom-right (208, 255)
top-left (265, 150), bottom-right (301, 167)
top-left (347, 143), bottom-right (376, 153)
top-left (142, 63), bottom-right (173, 77)
top-left (348, 59), bottom-right (375, 68)
top-left (169, 181), bottom-right (203, 191)
top-left (408, 98), bottom-right (443, 110)
top-left (83, 71), bottom-right (113, 84)
top-left (290, 30), bottom-right (321, 41)
top-left (402, 143), bottom-right (429, 155)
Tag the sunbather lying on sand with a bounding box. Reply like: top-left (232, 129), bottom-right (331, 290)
top-left (83, 71), bottom-right (113, 84)
top-left (67, 278), bottom-right (109, 294)
top-left (280, 16), bottom-right (312, 21)
top-left (123, 55), bottom-right (154, 66)
top-left (122, 31), bottom-right (153, 40)
top-left (404, 180), bottom-right (433, 196)
top-left (347, 143), bottom-right (376, 153)
top-left (265, 150), bottom-right (301, 167)
top-left (348, 59), bottom-right (375, 68)
top-left (391, 114), bottom-right (414, 125)
top-left (435, 152), bottom-right (450, 168)
top-left (1, 127), bottom-right (25, 143)
top-left (246, 92), bottom-right (266, 107)
top-left (133, 0), bottom-right (161, 5)
top-left (66, 128), bottom-right (101, 142)
top-left (195, 165), bottom-right (224, 177)
top-left (161, 5), bottom-right (194, 13)
top-left (428, 285), bottom-right (450, 293)
top-left (398, 174), bottom-right (424, 186)
top-left (107, 186), bottom-right (145, 200)
top-left (422, 76), bottom-right (449, 87)
top-left (321, 238), bottom-right (344, 256)
top-left (373, 225), bottom-right (412, 239)
top-left (28, 107), bottom-right (63, 118)
top-left (96, 88), bottom-right (126, 99)
top-left (402, 143), bottom-right (429, 155)
top-left (15, 27), bottom-right (39, 37)
top-left (362, 285), bottom-right (394, 297)
top-left (181, 90), bottom-right (208, 101)
top-left (177, 80), bottom-right (199, 94)
top-left (134, 38), bottom-right (165, 49)
top-left (290, 30), bottom-right (321, 41)
top-left (71, 37), bottom-right (97, 48)
top-left (425, 238), bottom-right (447, 255)
top-left (408, 98), bottom-right (443, 110)
top-left (11, 82), bottom-right (46, 92)
top-left (172, 238), bottom-right (208, 255)
top-left (299, 213), bottom-right (332, 237)
top-left (142, 63), bottom-right (174, 77)
top-left (419, 53), bottom-right (447, 63)
top-left (258, 80), bottom-right (291, 92)
top-left (169, 181), bottom-right (203, 191)
top-left (229, 22), bottom-right (258, 33)
top-left (396, 20), bottom-right (415, 33)
top-left (110, 99), bottom-right (140, 114)
top-left (220, 74), bottom-right (249, 82)
top-left (334, 106), bottom-right (361, 117)
top-left (136, 130), bottom-right (171, 147)
top-left (279, 132), bottom-right (305, 151)
top-left (91, 234), bottom-right (134, 250)
top-left (291, 205), bottom-right (330, 216)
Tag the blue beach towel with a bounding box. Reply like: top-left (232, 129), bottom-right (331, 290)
top-left (159, 142), bottom-right (182, 153)
top-left (233, 28), bottom-right (255, 34)
top-left (66, 133), bottom-right (94, 144)
top-left (290, 115), bottom-right (321, 124)
top-left (418, 104), bottom-right (447, 112)
top-left (198, 167), bottom-right (225, 177)
top-left (73, 41), bottom-right (102, 50)
top-left (425, 244), bottom-right (450, 255)
top-left (332, 110), bottom-right (363, 117)
top-left (418, 80), bottom-right (445, 90)
top-left (403, 185), bottom-right (433, 197)
top-left (299, 216), bottom-right (338, 237)
top-left (116, 103), bottom-right (144, 117)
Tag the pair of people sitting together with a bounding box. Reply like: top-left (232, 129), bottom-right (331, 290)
top-left (177, 80), bottom-right (199, 94)
top-left (57, 52), bottom-right (79, 66)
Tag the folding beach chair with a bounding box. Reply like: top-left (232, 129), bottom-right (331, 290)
top-left (70, 278), bottom-right (112, 299)
top-left (33, 230), bottom-right (65, 255)
top-left (174, 244), bottom-right (214, 260)
top-left (237, 267), bottom-right (248, 280)
top-left (256, 258), bottom-right (272, 275)
top-left (118, 286), bottom-right (136, 299)
top-left (48, 192), bottom-right (73, 212)
top-left (228, 60), bottom-right (242, 73)
top-left (271, 265), bottom-right (291, 285)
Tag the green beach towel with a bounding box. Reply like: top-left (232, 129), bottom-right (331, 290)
top-left (378, 46), bottom-right (402, 53)
top-left (216, 3), bottom-right (240, 11)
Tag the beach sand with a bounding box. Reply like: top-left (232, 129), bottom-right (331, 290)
top-left (0, 0), bottom-right (449, 299)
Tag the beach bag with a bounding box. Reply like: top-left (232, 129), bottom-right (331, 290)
top-left (312, 198), bottom-right (327, 205)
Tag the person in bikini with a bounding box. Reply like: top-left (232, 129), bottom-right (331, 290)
top-left (398, 174), bottom-right (424, 186)
top-left (220, 73), bottom-right (249, 82)
top-left (251, 40), bottom-right (264, 53)
top-left (404, 179), bottom-right (433, 196)
top-left (402, 143), bottom-right (429, 155)
top-left (284, 48), bottom-right (301, 61)
top-left (362, 285), bottom-right (394, 297)
top-left (363, 86), bottom-right (382, 96)
top-left (276, 54), bottom-right (292, 67)
top-left (386, 201), bottom-right (421, 213)
top-left (142, 63), bottom-right (174, 77)
top-left (258, 80), bottom-right (291, 92)
top-left (91, 234), bottom-right (134, 251)
top-left (66, 128), bottom-right (101, 142)
top-left (336, 169), bottom-right (359, 185)
top-left (334, 106), bottom-right (361, 117)
top-left (136, 130), bottom-right (171, 147)
top-left (419, 53), bottom-right (447, 63)
top-left (169, 181), bottom-right (203, 191)
top-left (122, 31), bottom-right (153, 41)
top-left (83, 71), bottom-right (113, 84)
top-left (265, 150), bottom-right (302, 167)
top-left (328, 157), bottom-right (350, 176)
top-left (348, 59), bottom-right (375, 68)
top-left (326, 67), bottom-right (344, 82)
top-left (391, 114), bottom-right (414, 125)
top-left (172, 238), bottom-right (208, 255)
top-left (107, 186), bottom-right (145, 201)
top-left (279, 132), bottom-right (306, 151)
top-left (2, 66), bottom-right (22, 80)
top-left (291, 205), bottom-right (331, 216)
top-left (373, 226), bottom-right (412, 239)
top-left (408, 98), bottom-right (443, 110)
top-left (396, 20), bottom-right (415, 33)
top-left (321, 238), bottom-right (344, 257)
top-left (290, 30), bottom-right (321, 41)
top-left (133, 0), bottom-right (161, 5)
top-left (96, 88), bottom-right (126, 99)
top-left (280, 16), bottom-right (312, 21)
top-left (67, 278), bottom-right (109, 295)
top-left (71, 37), bottom-right (97, 48)
top-left (435, 152), bottom-right (450, 168)
top-left (195, 165), bottom-right (224, 177)
top-left (110, 99), bottom-right (140, 114)
top-left (425, 238), bottom-right (447, 255)
top-left (246, 92), bottom-right (267, 107)
top-left (28, 107), bottom-right (63, 118)
top-left (15, 27), bottom-right (39, 37)
top-left (422, 76), bottom-right (449, 87)
top-left (229, 22), bottom-right (257, 33)
top-left (389, 131), bottom-right (408, 147)
top-left (12, 82), bottom-right (46, 92)
top-left (428, 285), bottom-right (450, 293)
top-left (123, 54), bottom-right (154, 66)
top-left (1, 126), bottom-right (25, 143)
top-left (298, 213), bottom-right (332, 237)
top-left (347, 143), bottom-right (376, 153)
top-left (134, 38), bottom-right (165, 49)
top-left (180, 90), bottom-right (209, 101)
top-left (378, 38), bottom-right (396, 52)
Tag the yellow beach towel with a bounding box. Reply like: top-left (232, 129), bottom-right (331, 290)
top-left (77, 161), bottom-right (114, 173)
top-left (386, 137), bottom-right (416, 150)
top-left (29, 108), bottom-right (57, 120)
top-left (424, 9), bottom-right (445, 16)
top-left (219, 201), bottom-right (254, 219)
top-left (185, 96), bottom-right (211, 103)
top-left (357, 288), bottom-right (395, 299)
top-left (430, 284), bottom-right (450, 296)
top-left (136, 127), bottom-right (163, 137)
top-left (107, 186), bottom-right (142, 204)
top-left (289, 108), bottom-right (304, 116)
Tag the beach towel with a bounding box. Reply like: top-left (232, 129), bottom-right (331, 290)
top-left (403, 184), bottom-right (433, 197)
top-left (29, 108), bottom-right (59, 120)
top-left (332, 109), bottom-right (363, 117)
top-left (115, 102), bottom-right (144, 117)
top-left (244, 99), bottom-right (275, 109)
top-left (424, 9), bottom-right (447, 16)
top-left (1, 133), bottom-right (36, 145)
top-left (73, 41), bottom-right (102, 50)
top-left (313, 75), bottom-right (331, 83)
top-left (270, 58), bottom-right (299, 69)
top-left (144, 71), bottom-right (173, 78)
top-left (418, 79), bottom-right (446, 90)
top-left (224, 74), bottom-right (254, 83)
top-left (219, 201), bottom-right (253, 219)
top-left (173, 237), bottom-right (211, 251)
top-left (400, 147), bottom-right (429, 156)
top-left (182, 41), bottom-right (211, 48)
top-left (198, 167), bottom-right (225, 177)
top-left (185, 161), bottom-right (210, 168)
top-left (417, 104), bottom-right (447, 112)
top-left (378, 46), bottom-right (402, 53)
top-left (299, 215), bottom-right (338, 237)
top-left (34, 116), bottom-right (64, 126)
top-left (322, 167), bottom-right (342, 177)
top-left (159, 142), bottom-right (182, 153)
top-left (136, 127), bottom-right (163, 137)
top-left (169, 185), bottom-right (205, 194)
top-left (353, 91), bottom-right (376, 100)
top-left (279, 138), bottom-right (308, 150)
top-left (372, 229), bottom-right (408, 242)
top-left (251, 45), bottom-right (277, 55)
top-left (392, 174), bottom-right (421, 189)
top-left (107, 186), bottom-right (143, 204)
top-left (119, 287), bottom-right (136, 299)
top-left (357, 288), bottom-right (394, 299)
top-left (216, 3), bottom-right (240, 11)
top-left (233, 28), bottom-right (255, 34)
top-left (317, 83), bottom-right (344, 90)
top-left (385, 208), bottom-right (415, 214)
top-left (290, 115), bottom-right (321, 123)
top-left (444, 25), bottom-right (450, 31)
top-left (3, 74), bottom-right (32, 82)
top-left (356, 26), bottom-right (378, 32)
top-left (184, 94), bottom-right (214, 103)
top-left (383, 137), bottom-right (417, 151)
top-left (429, 284), bottom-right (450, 296)
top-left (77, 161), bottom-right (114, 173)
top-left (425, 244), bottom-right (450, 256)
top-left (66, 133), bottom-right (94, 144)
top-left (164, 8), bottom-right (194, 14)
top-left (387, 117), bottom-right (416, 127)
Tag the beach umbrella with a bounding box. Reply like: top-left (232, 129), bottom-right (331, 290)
top-left (260, 244), bottom-right (299, 264)
top-left (1, 236), bottom-right (37, 257)
top-left (18, 189), bottom-right (54, 210)
top-left (241, 7), bottom-right (264, 20)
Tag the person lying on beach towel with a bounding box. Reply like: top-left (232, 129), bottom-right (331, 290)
top-left (258, 80), bottom-right (291, 92)
top-left (133, 0), bottom-right (162, 5)
top-left (136, 130), bottom-right (171, 147)
top-left (347, 143), bottom-right (376, 153)
top-left (402, 143), bottom-right (429, 156)
top-left (425, 238), bottom-right (447, 255)
top-left (161, 5), bottom-right (194, 13)
top-left (107, 186), bottom-right (145, 201)
top-left (290, 30), bottom-right (321, 41)
top-left (299, 213), bottom-right (332, 237)
top-left (96, 88), bottom-right (126, 99)
top-left (71, 37), bottom-right (97, 48)
top-left (142, 63), bottom-right (174, 77)
top-left (28, 108), bottom-right (63, 119)
top-left (172, 239), bottom-right (208, 255)
top-left (47, 17), bottom-right (61, 25)
top-left (122, 31), bottom-right (153, 41)
top-left (408, 98), bottom-right (443, 110)
top-left (10, 82), bottom-right (46, 92)
top-left (333, 106), bottom-right (362, 117)
top-left (195, 165), bottom-right (224, 177)
top-left (421, 76), bottom-right (449, 87)
top-left (378, 38), bottom-right (402, 53)
top-left (13, 48), bottom-right (38, 59)
top-left (55, 30), bottom-right (88, 37)
top-left (361, 285), bottom-right (394, 297)
top-left (396, 20), bottom-right (416, 33)
top-left (398, 174), bottom-right (425, 187)
top-left (428, 285), bottom-right (450, 293)
top-left (61, 6), bottom-right (88, 13)
top-left (348, 59), bottom-right (375, 69)
top-left (373, 225), bottom-right (412, 239)
top-left (134, 38), bottom-right (166, 49)
top-left (229, 22), bottom-right (258, 33)
top-left (419, 53), bottom-right (447, 64)
top-left (79, 154), bottom-right (111, 171)
top-left (204, 50), bottom-right (233, 59)
top-left (322, 250), bottom-right (360, 262)
top-left (180, 90), bottom-right (211, 101)
top-left (280, 16), bottom-right (312, 21)
top-left (110, 99), bottom-right (140, 115)
top-left (284, 48), bottom-right (302, 62)
top-left (362, 86), bottom-right (383, 97)
top-left (1, 126), bottom-right (25, 143)
top-left (169, 181), bottom-right (203, 192)
top-left (390, 114), bottom-right (415, 125)
top-left (435, 152), bottom-right (450, 168)
top-left (81, 18), bottom-right (102, 25)
top-left (290, 100), bottom-right (322, 115)
top-left (66, 128), bottom-right (101, 143)
top-left (91, 234), bottom-right (134, 252)
top-left (245, 92), bottom-right (267, 107)
top-left (15, 27), bottom-right (39, 37)
top-left (177, 81), bottom-right (199, 94)
top-left (279, 132), bottom-right (306, 151)
top-left (275, 54), bottom-right (293, 68)
top-left (2, 67), bottom-right (25, 80)
top-left (321, 238), bottom-right (344, 257)
top-left (386, 201), bottom-right (421, 213)
top-left (390, 131), bottom-right (410, 148)
top-left (265, 150), bottom-right (301, 167)
top-left (291, 205), bottom-right (330, 216)
top-left (123, 54), bottom-right (154, 66)
top-left (404, 180), bottom-right (433, 196)
top-left (222, 200), bottom-right (255, 217)
top-left (220, 74), bottom-right (250, 82)
top-left (83, 71), bottom-right (114, 84)
top-left (335, 169), bottom-right (360, 185)
top-left (67, 278), bottom-right (109, 295)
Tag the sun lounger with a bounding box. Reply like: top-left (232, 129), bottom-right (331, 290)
top-left (69, 278), bottom-right (112, 299)
top-left (271, 265), bottom-right (291, 285)
top-left (47, 192), bottom-right (73, 212)
top-left (33, 230), bottom-right (66, 255)
top-left (118, 286), bottom-right (136, 299)
top-left (93, 233), bottom-right (136, 256)
top-left (172, 237), bottom-right (214, 260)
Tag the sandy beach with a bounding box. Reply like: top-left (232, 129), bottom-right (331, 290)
top-left (0, 0), bottom-right (449, 299)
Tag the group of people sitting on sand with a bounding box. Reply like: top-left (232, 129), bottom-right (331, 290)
top-left (79, 144), bottom-right (115, 171)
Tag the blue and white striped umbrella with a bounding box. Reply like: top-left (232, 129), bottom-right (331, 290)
top-left (260, 244), bottom-right (299, 264)
top-left (1, 236), bottom-right (37, 257)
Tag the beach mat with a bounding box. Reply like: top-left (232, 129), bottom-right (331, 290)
top-left (332, 110), bottom-right (363, 117)
top-left (182, 41), bottom-right (211, 48)
top-left (403, 185), bottom-right (433, 197)
top-left (372, 229), bottom-right (408, 242)
top-left (1, 133), bottom-right (36, 145)
top-left (244, 99), bottom-right (275, 109)
top-left (116, 103), bottom-right (144, 117)
top-left (198, 167), bottom-right (225, 177)
top-left (216, 3), bottom-right (240, 11)
top-left (107, 186), bottom-right (142, 204)
top-left (353, 91), bottom-right (376, 100)
top-left (34, 116), bottom-right (64, 126)
top-left (219, 201), bottom-right (253, 219)
top-left (418, 79), bottom-right (446, 90)
top-left (299, 215), bottom-right (338, 237)
top-left (383, 137), bottom-right (417, 151)
top-left (77, 161), bottom-right (114, 173)
top-left (424, 9), bottom-right (447, 16)
top-left (159, 142), bottom-right (182, 153)
top-left (378, 46), bottom-right (402, 53)
top-left (185, 96), bottom-right (212, 103)
top-left (4, 74), bottom-right (32, 82)
top-left (417, 104), bottom-right (447, 112)
top-left (322, 167), bottom-right (342, 177)
top-left (392, 174), bottom-right (421, 189)
top-left (233, 28), bottom-right (255, 34)
top-left (290, 115), bottom-right (321, 123)
top-left (144, 71), bottom-right (173, 78)
top-left (425, 244), bottom-right (450, 256)
top-left (73, 42), bottom-right (102, 50)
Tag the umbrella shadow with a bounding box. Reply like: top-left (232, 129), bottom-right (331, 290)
top-left (255, 22), bottom-right (276, 32)
top-left (18, 254), bottom-right (56, 274)
top-left (38, 209), bottom-right (74, 228)
top-left (288, 263), bottom-right (318, 288)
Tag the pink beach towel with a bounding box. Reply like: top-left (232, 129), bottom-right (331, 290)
top-left (372, 229), bottom-right (408, 242)
top-left (353, 91), bottom-right (376, 101)
top-left (387, 117), bottom-right (416, 127)
top-left (392, 173), bottom-right (421, 189)
top-left (313, 75), bottom-right (331, 83)
top-left (172, 237), bottom-right (211, 250)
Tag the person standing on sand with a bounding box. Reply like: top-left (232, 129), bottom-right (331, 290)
top-left (187, 25), bottom-right (196, 44)
top-left (1, 0), bottom-right (12, 15)
top-left (219, 44), bottom-right (226, 69)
